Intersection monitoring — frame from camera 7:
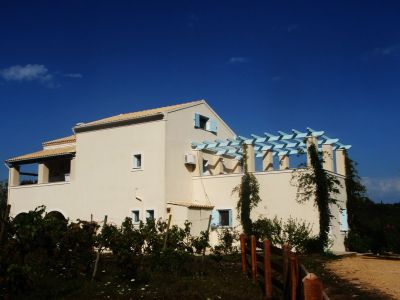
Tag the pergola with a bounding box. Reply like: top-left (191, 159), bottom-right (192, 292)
top-left (192, 127), bottom-right (351, 160)
top-left (191, 128), bottom-right (351, 175)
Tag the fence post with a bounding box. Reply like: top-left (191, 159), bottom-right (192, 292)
top-left (303, 273), bottom-right (323, 300)
top-left (240, 234), bottom-right (246, 273)
top-left (162, 214), bottom-right (172, 251)
top-left (263, 239), bottom-right (272, 299)
top-left (251, 235), bottom-right (257, 282)
top-left (283, 243), bottom-right (290, 288)
top-left (290, 253), bottom-right (299, 300)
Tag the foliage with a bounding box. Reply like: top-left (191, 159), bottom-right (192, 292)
top-left (341, 153), bottom-right (400, 254)
top-left (232, 144), bottom-right (261, 235)
top-left (191, 230), bottom-right (210, 254)
top-left (292, 144), bottom-right (341, 252)
top-left (213, 227), bottom-right (239, 255)
top-left (0, 180), bottom-right (7, 222)
top-left (253, 216), bottom-right (313, 253)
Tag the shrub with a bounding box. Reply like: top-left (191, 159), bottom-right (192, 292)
top-left (253, 216), bottom-right (313, 253)
top-left (213, 228), bottom-right (239, 255)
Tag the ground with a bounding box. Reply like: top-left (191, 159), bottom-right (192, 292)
top-left (301, 253), bottom-right (399, 300)
top-left (325, 254), bottom-right (400, 300)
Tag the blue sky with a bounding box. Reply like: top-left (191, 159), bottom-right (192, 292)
top-left (0, 1), bottom-right (399, 203)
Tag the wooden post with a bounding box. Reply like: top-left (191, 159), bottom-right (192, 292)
top-left (90, 214), bottom-right (93, 222)
top-left (92, 215), bottom-right (107, 282)
top-left (283, 243), bottom-right (290, 288)
top-left (251, 235), bottom-right (257, 282)
top-left (202, 214), bottom-right (212, 257)
top-left (303, 273), bottom-right (323, 300)
top-left (240, 234), bottom-right (246, 273)
top-left (0, 204), bottom-right (11, 243)
top-left (290, 254), bottom-right (299, 300)
top-left (162, 214), bottom-right (172, 251)
top-left (263, 239), bottom-right (273, 299)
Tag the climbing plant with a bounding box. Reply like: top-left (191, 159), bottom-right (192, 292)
top-left (232, 144), bottom-right (261, 235)
top-left (292, 143), bottom-right (341, 252)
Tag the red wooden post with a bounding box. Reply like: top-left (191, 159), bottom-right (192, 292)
top-left (263, 239), bottom-right (273, 299)
top-left (290, 254), bottom-right (299, 300)
top-left (303, 273), bottom-right (323, 300)
top-left (240, 234), bottom-right (246, 273)
top-left (283, 243), bottom-right (290, 288)
top-left (251, 235), bottom-right (257, 282)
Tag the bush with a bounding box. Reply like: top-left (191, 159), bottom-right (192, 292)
top-left (213, 228), bottom-right (239, 255)
top-left (253, 216), bottom-right (314, 253)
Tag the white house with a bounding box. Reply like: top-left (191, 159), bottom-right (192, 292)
top-left (6, 100), bottom-right (350, 251)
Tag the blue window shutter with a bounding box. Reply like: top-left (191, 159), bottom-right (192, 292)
top-left (228, 209), bottom-right (232, 227)
top-left (211, 210), bottom-right (220, 228)
top-left (340, 209), bottom-right (348, 231)
top-left (194, 113), bottom-right (200, 128)
top-left (210, 119), bottom-right (217, 133)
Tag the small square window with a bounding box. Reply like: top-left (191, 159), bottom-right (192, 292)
top-left (219, 210), bottom-right (230, 226)
top-left (146, 209), bottom-right (154, 221)
top-left (132, 210), bottom-right (140, 223)
top-left (133, 154), bottom-right (142, 169)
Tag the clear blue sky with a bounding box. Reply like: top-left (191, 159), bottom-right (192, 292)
top-left (0, 1), bottom-right (399, 203)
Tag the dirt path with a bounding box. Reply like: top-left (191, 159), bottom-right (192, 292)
top-left (325, 255), bottom-right (400, 299)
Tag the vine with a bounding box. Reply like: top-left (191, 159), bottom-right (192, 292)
top-left (232, 144), bottom-right (261, 235)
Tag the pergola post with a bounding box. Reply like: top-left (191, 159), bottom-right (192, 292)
top-left (212, 155), bottom-right (223, 175)
top-left (38, 163), bottom-right (49, 184)
top-left (279, 155), bottom-right (289, 170)
top-left (262, 150), bottom-right (273, 171)
top-left (336, 149), bottom-right (346, 176)
top-left (194, 150), bottom-right (203, 176)
top-left (306, 137), bottom-right (318, 167)
top-left (9, 166), bottom-right (20, 187)
top-left (246, 144), bottom-right (255, 172)
top-left (322, 144), bottom-right (334, 172)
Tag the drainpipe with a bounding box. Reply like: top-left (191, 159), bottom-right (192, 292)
top-left (3, 162), bottom-right (10, 205)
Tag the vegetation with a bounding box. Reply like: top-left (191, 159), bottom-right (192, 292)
top-left (292, 144), bottom-right (341, 252)
top-left (0, 180), bottom-right (7, 220)
top-left (232, 144), bottom-right (261, 235)
top-left (253, 216), bottom-right (313, 253)
top-left (344, 153), bottom-right (400, 254)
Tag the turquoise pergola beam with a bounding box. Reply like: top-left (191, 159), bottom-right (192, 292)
top-left (192, 128), bottom-right (351, 158)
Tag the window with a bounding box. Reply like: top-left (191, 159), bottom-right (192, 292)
top-left (133, 153), bottom-right (142, 169)
top-left (211, 209), bottom-right (232, 228)
top-left (194, 113), bottom-right (217, 134)
top-left (132, 210), bottom-right (140, 223)
top-left (146, 209), bottom-right (154, 221)
top-left (340, 209), bottom-right (348, 232)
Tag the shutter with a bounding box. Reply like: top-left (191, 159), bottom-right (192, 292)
top-left (211, 210), bottom-right (220, 228)
top-left (194, 113), bottom-right (200, 128)
top-left (209, 119), bottom-right (217, 133)
top-left (340, 209), bottom-right (348, 231)
top-left (228, 209), bottom-right (232, 227)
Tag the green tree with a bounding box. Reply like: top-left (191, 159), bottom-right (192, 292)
top-left (293, 144), bottom-right (340, 252)
top-left (0, 180), bottom-right (8, 219)
top-left (232, 144), bottom-right (261, 235)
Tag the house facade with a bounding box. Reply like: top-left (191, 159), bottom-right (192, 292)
top-left (6, 100), bottom-right (350, 251)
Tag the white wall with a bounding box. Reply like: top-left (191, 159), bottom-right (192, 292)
top-left (164, 102), bottom-right (236, 204)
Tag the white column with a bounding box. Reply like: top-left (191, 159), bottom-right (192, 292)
top-left (246, 144), bottom-right (255, 172)
top-left (194, 150), bottom-right (203, 176)
top-left (262, 150), bottom-right (273, 171)
top-left (336, 149), bottom-right (346, 176)
top-left (38, 163), bottom-right (49, 184)
top-left (9, 166), bottom-right (20, 187)
top-left (322, 144), bottom-right (334, 172)
top-left (279, 155), bottom-right (289, 170)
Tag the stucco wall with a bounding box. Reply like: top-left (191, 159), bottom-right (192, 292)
top-left (192, 170), bottom-right (347, 251)
top-left (164, 102), bottom-right (236, 204)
